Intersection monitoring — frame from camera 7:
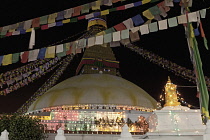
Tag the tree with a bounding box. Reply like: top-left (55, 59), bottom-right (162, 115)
top-left (0, 114), bottom-right (47, 140)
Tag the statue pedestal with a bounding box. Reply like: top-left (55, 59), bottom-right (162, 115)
top-left (0, 130), bottom-right (9, 140)
top-left (55, 128), bottom-right (66, 140)
top-left (147, 106), bottom-right (206, 137)
top-left (118, 124), bottom-right (133, 140)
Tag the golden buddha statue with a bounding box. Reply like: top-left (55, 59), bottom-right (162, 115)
top-left (164, 77), bottom-right (181, 107)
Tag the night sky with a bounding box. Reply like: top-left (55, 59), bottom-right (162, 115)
top-left (0, 0), bottom-right (209, 113)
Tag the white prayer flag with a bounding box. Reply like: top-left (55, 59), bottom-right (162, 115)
top-left (12, 31), bottom-right (20, 35)
top-left (64, 8), bottom-right (74, 18)
top-left (123, 18), bottom-right (134, 29)
top-left (85, 13), bottom-right (94, 19)
top-left (48, 22), bottom-right (56, 28)
top-left (56, 44), bottom-right (63, 53)
top-left (125, 3), bottom-right (134, 9)
top-left (158, 19), bottom-right (168, 30)
top-left (24, 20), bottom-right (32, 30)
top-left (131, 27), bottom-right (139, 33)
top-left (29, 28), bottom-right (35, 49)
top-left (88, 37), bottom-right (95, 47)
top-left (139, 24), bottom-right (149, 35)
top-left (188, 12), bottom-right (198, 22)
top-left (177, 15), bottom-right (187, 24)
top-left (28, 49), bottom-right (39, 62)
top-left (95, 35), bottom-right (104, 45)
top-left (199, 9), bottom-right (206, 18)
top-left (113, 31), bottom-right (121, 41)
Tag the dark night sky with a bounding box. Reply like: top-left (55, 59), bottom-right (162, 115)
top-left (0, 0), bottom-right (209, 113)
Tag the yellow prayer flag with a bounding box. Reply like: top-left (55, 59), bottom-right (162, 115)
top-left (2, 54), bottom-right (12, 66)
top-left (101, 10), bottom-right (109, 16)
top-left (26, 28), bottom-right (33, 32)
top-left (62, 19), bottom-right (70, 24)
top-left (142, 0), bottom-right (151, 4)
top-left (45, 46), bottom-right (55, 58)
top-left (190, 24), bottom-right (195, 38)
top-left (48, 13), bottom-right (58, 24)
top-left (142, 10), bottom-right (154, 20)
top-left (92, 1), bottom-right (101, 10)
top-left (9, 29), bottom-right (16, 32)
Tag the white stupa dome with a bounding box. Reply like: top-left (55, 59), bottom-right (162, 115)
top-left (28, 74), bottom-right (157, 112)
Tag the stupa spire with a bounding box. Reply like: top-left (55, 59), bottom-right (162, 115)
top-left (76, 14), bottom-right (119, 76)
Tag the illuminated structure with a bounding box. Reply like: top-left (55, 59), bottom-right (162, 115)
top-left (26, 15), bottom-right (157, 134)
top-left (164, 77), bottom-right (181, 107)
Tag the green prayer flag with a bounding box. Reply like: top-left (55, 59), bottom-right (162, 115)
top-left (57, 45), bottom-right (66, 58)
top-left (121, 29), bottom-right (129, 39)
top-left (70, 18), bottom-right (78, 22)
top-left (149, 5), bottom-right (161, 15)
top-left (148, 22), bottom-right (158, 32)
top-left (12, 53), bottom-right (20, 63)
top-left (104, 33), bottom-right (112, 43)
top-left (40, 15), bottom-right (48, 25)
top-left (81, 4), bottom-right (90, 14)
top-left (105, 27), bottom-right (116, 34)
top-left (151, 0), bottom-right (160, 3)
top-left (168, 17), bottom-right (178, 27)
top-left (203, 37), bottom-right (208, 50)
top-left (109, 8), bottom-right (117, 12)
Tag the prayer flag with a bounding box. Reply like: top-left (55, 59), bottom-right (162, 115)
top-left (29, 28), bottom-right (35, 49)
top-left (132, 14), bottom-right (144, 26)
top-left (48, 22), bottom-right (56, 28)
top-left (139, 24), bottom-right (149, 35)
top-left (23, 20), bottom-right (32, 30)
top-left (32, 18), bottom-right (40, 28)
top-left (120, 38), bottom-right (130, 45)
top-left (149, 22), bottom-right (158, 32)
top-left (158, 19), bottom-right (168, 30)
top-left (143, 10), bottom-right (154, 19)
top-left (81, 3), bottom-right (90, 14)
top-left (78, 15), bottom-right (85, 20)
top-left (114, 23), bottom-right (127, 31)
top-left (131, 27), bottom-right (139, 33)
top-left (177, 15), bottom-right (187, 24)
top-left (134, 1), bottom-right (142, 7)
top-left (56, 44), bottom-right (64, 53)
top-left (48, 13), bottom-right (57, 24)
top-left (104, 33), bottom-right (112, 43)
top-left (113, 31), bottom-right (121, 41)
top-left (101, 10), bottom-right (109, 15)
top-left (110, 41), bottom-right (120, 47)
top-left (64, 8), bottom-right (74, 18)
top-left (56, 21), bottom-right (63, 26)
top-left (200, 9), bottom-right (206, 18)
top-left (168, 17), bottom-right (178, 27)
top-left (28, 49), bottom-right (39, 62)
top-left (57, 45), bottom-right (66, 58)
top-left (125, 3), bottom-right (134, 9)
top-left (142, 0), bottom-right (151, 4)
top-left (121, 29), bottom-right (129, 39)
top-left (104, 0), bottom-right (112, 6)
top-left (12, 53), bottom-right (20, 63)
top-left (38, 48), bottom-right (46, 59)
top-left (129, 31), bottom-right (140, 42)
top-left (62, 19), bottom-right (70, 24)
top-left (45, 46), bottom-right (55, 58)
top-left (0, 56), bottom-right (3, 65)
top-left (92, 1), bottom-right (101, 10)
top-left (56, 11), bottom-right (64, 20)
top-left (123, 18), bottom-right (134, 29)
top-left (73, 6), bottom-right (81, 17)
top-left (21, 51), bottom-right (29, 63)
top-left (117, 5), bottom-right (125, 10)
top-left (41, 25), bottom-right (49, 30)
top-left (88, 37), bottom-right (96, 47)
top-left (85, 13), bottom-right (94, 19)
top-left (95, 35), bottom-right (104, 45)
top-left (149, 5), bottom-right (161, 16)
top-left (40, 15), bottom-right (48, 25)
top-left (164, 0), bottom-right (174, 7)
top-left (2, 54), bottom-right (12, 66)
top-left (105, 27), bottom-right (115, 34)
top-left (12, 31), bottom-right (20, 35)
top-left (188, 12), bottom-right (198, 22)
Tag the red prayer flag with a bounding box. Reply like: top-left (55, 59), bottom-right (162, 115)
top-left (32, 17), bottom-right (40, 28)
top-left (78, 15), bottom-right (85, 20)
top-left (72, 6), bottom-right (81, 17)
top-left (114, 23), bottom-right (127, 31)
top-left (117, 5), bottom-right (125, 11)
top-left (21, 51), bottom-right (29, 63)
top-left (6, 32), bottom-right (12, 36)
top-left (41, 25), bottom-right (49, 30)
